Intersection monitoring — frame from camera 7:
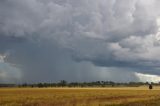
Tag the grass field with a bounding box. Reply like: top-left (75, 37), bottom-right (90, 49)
top-left (1, 86), bottom-right (160, 106)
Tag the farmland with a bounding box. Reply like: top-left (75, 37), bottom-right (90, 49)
top-left (1, 87), bottom-right (160, 106)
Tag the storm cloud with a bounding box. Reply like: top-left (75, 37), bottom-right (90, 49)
top-left (0, 0), bottom-right (160, 83)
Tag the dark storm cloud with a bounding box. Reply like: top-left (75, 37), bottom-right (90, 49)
top-left (0, 0), bottom-right (160, 82)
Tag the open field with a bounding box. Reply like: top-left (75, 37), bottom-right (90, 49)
top-left (1, 87), bottom-right (160, 106)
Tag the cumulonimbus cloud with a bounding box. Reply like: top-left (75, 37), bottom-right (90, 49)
top-left (0, 0), bottom-right (160, 82)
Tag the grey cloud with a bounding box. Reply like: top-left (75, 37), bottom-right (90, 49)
top-left (0, 0), bottom-right (160, 82)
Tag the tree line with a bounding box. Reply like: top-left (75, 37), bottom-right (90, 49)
top-left (0, 80), bottom-right (159, 88)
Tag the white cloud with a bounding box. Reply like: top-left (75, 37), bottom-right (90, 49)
top-left (136, 72), bottom-right (160, 83)
top-left (0, 55), bottom-right (6, 63)
top-left (0, 54), bottom-right (21, 83)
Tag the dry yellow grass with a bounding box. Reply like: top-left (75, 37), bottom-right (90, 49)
top-left (1, 86), bottom-right (160, 106)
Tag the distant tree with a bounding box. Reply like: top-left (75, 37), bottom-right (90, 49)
top-left (38, 83), bottom-right (43, 88)
top-left (22, 83), bottom-right (28, 87)
top-left (59, 80), bottom-right (67, 87)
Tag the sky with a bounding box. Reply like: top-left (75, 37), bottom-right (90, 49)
top-left (1, 0), bottom-right (160, 83)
